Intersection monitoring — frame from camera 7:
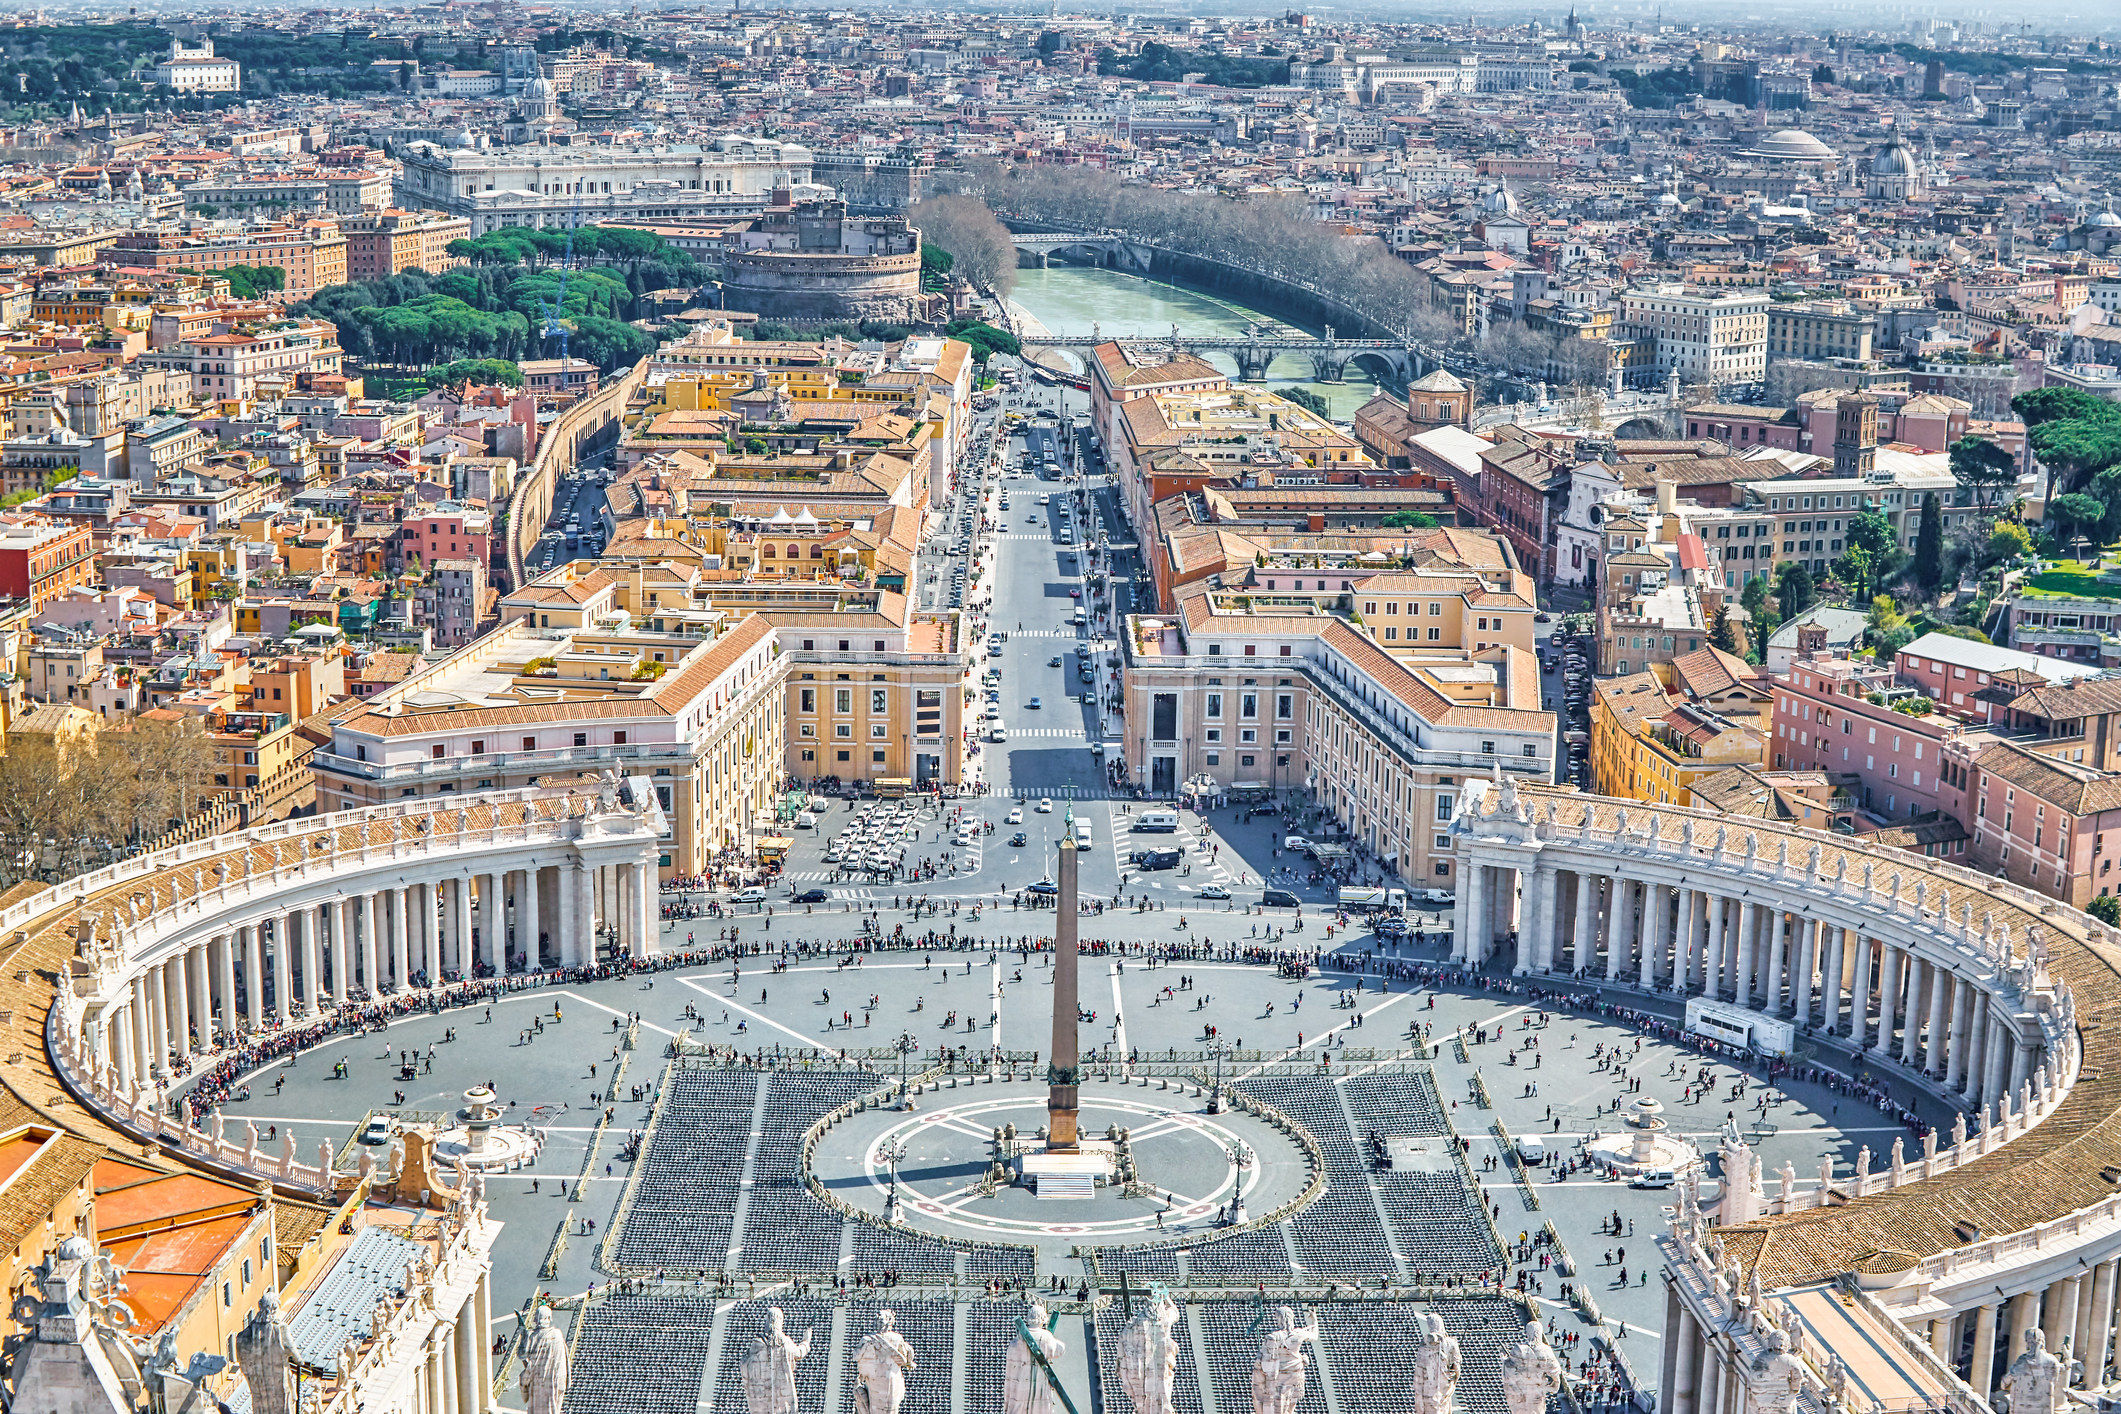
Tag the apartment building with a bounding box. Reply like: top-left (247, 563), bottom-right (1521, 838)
top-left (1770, 649), bottom-right (1953, 820)
top-left (173, 320), bottom-right (344, 401)
top-left (1121, 580), bottom-right (1551, 884)
top-left (1087, 341), bottom-right (1232, 534)
top-left (1766, 300), bottom-right (1875, 365)
top-left (0, 521), bottom-right (94, 612)
top-left (1620, 285), bottom-right (1770, 385)
top-left (112, 223), bottom-right (349, 298)
top-left (342, 208), bottom-right (474, 279)
top-left (1591, 667), bottom-right (1765, 805)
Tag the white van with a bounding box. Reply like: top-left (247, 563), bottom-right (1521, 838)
top-left (1132, 810), bottom-right (1180, 833)
top-left (1517, 1136), bottom-right (1546, 1165)
top-left (1071, 607), bottom-right (1087, 625)
top-left (1073, 819), bottom-right (1094, 848)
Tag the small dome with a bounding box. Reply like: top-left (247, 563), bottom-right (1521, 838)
top-left (1870, 135), bottom-right (1919, 177)
top-left (2089, 200), bottom-right (2121, 229)
top-left (528, 77), bottom-right (555, 98)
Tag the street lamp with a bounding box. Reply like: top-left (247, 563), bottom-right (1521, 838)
top-left (894, 1030), bottom-right (918, 1107)
top-left (1207, 1039), bottom-right (1228, 1114)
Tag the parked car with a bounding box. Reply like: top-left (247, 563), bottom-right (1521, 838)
top-left (360, 1115), bottom-right (394, 1145)
top-left (1261, 889), bottom-right (1302, 909)
top-left (793, 888), bottom-right (831, 904)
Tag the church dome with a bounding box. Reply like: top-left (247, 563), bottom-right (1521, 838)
top-left (2089, 200), bottom-right (2121, 229)
top-left (527, 76), bottom-right (556, 99)
top-left (1749, 128), bottom-right (1837, 162)
top-left (1870, 134), bottom-right (1919, 177)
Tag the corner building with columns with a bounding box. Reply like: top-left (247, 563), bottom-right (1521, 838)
top-left (1450, 776), bottom-right (2121, 1414)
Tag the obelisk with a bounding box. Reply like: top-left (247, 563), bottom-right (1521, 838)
top-left (1047, 823), bottom-right (1081, 1150)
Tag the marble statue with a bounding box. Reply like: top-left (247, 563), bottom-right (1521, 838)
top-left (1745, 1330), bottom-right (1804, 1414)
top-left (1005, 1301), bottom-right (1067, 1414)
top-left (1499, 1322), bottom-right (1563, 1414)
top-left (854, 1310), bottom-right (917, 1414)
top-left (235, 1288), bottom-right (296, 1414)
top-left (1118, 1290), bottom-right (1182, 1414)
top-left (1410, 1311), bottom-right (1463, 1414)
top-left (520, 1307), bottom-right (569, 1414)
top-left (1999, 1328), bottom-right (2077, 1414)
top-left (1250, 1307), bottom-right (1319, 1414)
top-left (741, 1308), bottom-right (815, 1414)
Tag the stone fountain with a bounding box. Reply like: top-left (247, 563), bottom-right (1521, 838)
top-left (434, 1084), bottom-right (536, 1172)
top-left (1585, 1095), bottom-right (1701, 1175)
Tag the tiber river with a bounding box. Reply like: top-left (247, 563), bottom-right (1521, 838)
top-left (1007, 265), bottom-right (1384, 421)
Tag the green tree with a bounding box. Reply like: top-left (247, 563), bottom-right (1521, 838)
top-left (1277, 386), bottom-right (1331, 418)
top-left (1833, 544), bottom-right (1875, 601)
top-left (2091, 895), bottom-right (2121, 927)
top-left (1912, 491), bottom-right (1945, 594)
top-left (1776, 561), bottom-right (1814, 619)
top-left (2048, 491), bottom-right (2109, 551)
top-left (1710, 601), bottom-right (1743, 656)
top-left (1949, 434), bottom-right (2019, 510)
top-left (1381, 510), bottom-right (1438, 529)
top-left (1847, 507), bottom-right (1905, 586)
top-left (1984, 520), bottom-right (2033, 565)
top-left (1868, 594), bottom-right (1915, 656)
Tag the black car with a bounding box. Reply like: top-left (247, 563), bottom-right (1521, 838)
top-left (792, 887), bottom-right (830, 904)
top-left (1010, 831), bottom-right (1029, 847)
top-left (1261, 888), bottom-right (1302, 909)
top-left (1131, 847), bottom-right (1181, 870)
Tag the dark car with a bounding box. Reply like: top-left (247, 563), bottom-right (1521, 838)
top-left (1261, 888), bottom-right (1302, 909)
top-left (1010, 832), bottom-right (1029, 847)
top-left (792, 887), bottom-right (831, 904)
top-left (1130, 847), bottom-right (1182, 870)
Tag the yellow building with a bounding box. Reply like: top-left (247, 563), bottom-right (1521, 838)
top-left (1590, 670), bottom-right (1764, 804)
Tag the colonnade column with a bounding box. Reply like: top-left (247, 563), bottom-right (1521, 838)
top-left (1670, 889), bottom-right (1695, 992)
top-left (1875, 944), bottom-right (1901, 1057)
top-left (1456, 865), bottom-right (1487, 966)
top-left (188, 945), bottom-right (211, 1055)
top-left (1732, 904), bottom-right (1756, 1008)
top-left (1849, 932), bottom-right (1872, 1049)
top-left (387, 888), bottom-right (408, 989)
top-left (215, 932), bottom-right (237, 1040)
top-left (520, 866), bottom-right (543, 972)
top-left (1946, 976), bottom-right (1972, 1090)
top-left (1969, 1301), bottom-right (2000, 1400)
top-left (163, 955), bottom-right (188, 1063)
top-left (1983, 1015), bottom-right (2012, 1110)
top-left (2086, 1260), bottom-right (2120, 1386)
top-left (130, 979), bottom-right (152, 1085)
top-left (1821, 924), bottom-right (1845, 1034)
top-left (359, 892), bottom-right (379, 996)
top-left (270, 917), bottom-right (291, 1021)
top-left (630, 861), bottom-right (655, 959)
top-left (1606, 880), bottom-right (1633, 982)
top-left (1640, 884), bottom-right (1665, 989)
top-left (332, 900), bottom-right (352, 1005)
top-left (242, 926), bottom-right (262, 1030)
top-left (301, 906), bottom-right (323, 1014)
top-left (1569, 872), bottom-right (1597, 977)
top-left (1925, 961), bottom-right (1951, 1077)
top-left (1763, 911), bottom-right (1788, 1015)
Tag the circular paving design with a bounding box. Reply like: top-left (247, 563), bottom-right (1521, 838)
top-left (813, 1080), bottom-right (1315, 1246)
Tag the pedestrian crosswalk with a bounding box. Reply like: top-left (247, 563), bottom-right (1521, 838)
top-left (999, 727), bottom-right (1096, 739)
top-left (1004, 784), bottom-right (1132, 800)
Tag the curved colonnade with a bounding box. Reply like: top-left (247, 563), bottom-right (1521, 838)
top-left (30, 782), bottom-right (662, 1195)
top-left (1452, 776), bottom-right (2120, 1414)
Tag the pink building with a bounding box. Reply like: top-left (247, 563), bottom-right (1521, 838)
top-left (1771, 651), bottom-right (1953, 820)
top-left (1892, 631), bottom-right (2097, 718)
top-left (400, 506), bottom-right (492, 575)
